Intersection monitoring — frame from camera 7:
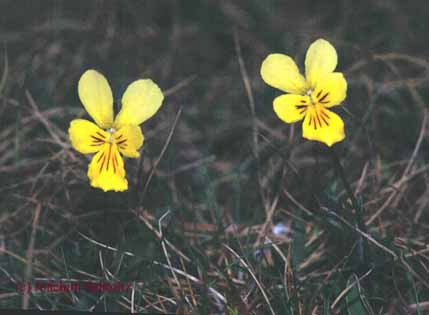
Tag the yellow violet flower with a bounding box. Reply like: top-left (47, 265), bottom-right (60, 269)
top-left (260, 38), bottom-right (347, 146)
top-left (68, 69), bottom-right (164, 192)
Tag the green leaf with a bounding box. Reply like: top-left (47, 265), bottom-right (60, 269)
top-left (0, 47), bottom-right (8, 96)
top-left (291, 219), bottom-right (306, 270)
top-left (346, 274), bottom-right (373, 315)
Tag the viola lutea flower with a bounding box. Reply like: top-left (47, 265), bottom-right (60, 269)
top-left (260, 38), bottom-right (347, 146)
top-left (69, 69), bottom-right (164, 192)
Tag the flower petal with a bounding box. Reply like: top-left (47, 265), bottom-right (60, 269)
top-left (260, 54), bottom-right (307, 94)
top-left (113, 125), bottom-right (144, 158)
top-left (302, 105), bottom-right (345, 147)
top-left (305, 39), bottom-right (338, 89)
top-left (273, 94), bottom-right (310, 123)
top-left (312, 72), bottom-right (347, 108)
top-left (78, 69), bottom-right (114, 129)
top-left (114, 79), bottom-right (164, 129)
top-left (68, 119), bottom-right (109, 154)
top-left (87, 143), bottom-right (128, 192)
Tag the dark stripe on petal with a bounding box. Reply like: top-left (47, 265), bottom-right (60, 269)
top-left (99, 155), bottom-right (106, 173)
top-left (90, 135), bottom-right (105, 143)
top-left (116, 139), bottom-right (127, 146)
top-left (96, 131), bottom-right (106, 139)
top-left (320, 109), bottom-right (330, 121)
top-left (112, 153), bottom-right (118, 174)
top-left (320, 114), bottom-right (329, 126)
top-left (106, 144), bottom-right (112, 171)
top-left (97, 152), bottom-right (105, 163)
top-left (318, 92), bottom-right (330, 103)
top-left (315, 112), bottom-right (322, 129)
top-left (316, 90), bottom-right (323, 98)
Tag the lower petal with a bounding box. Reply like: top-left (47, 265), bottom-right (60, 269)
top-left (302, 106), bottom-right (345, 147)
top-left (87, 143), bottom-right (128, 192)
top-left (273, 94), bottom-right (309, 123)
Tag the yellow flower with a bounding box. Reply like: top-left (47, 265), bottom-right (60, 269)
top-left (260, 38), bottom-right (347, 147)
top-left (68, 69), bottom-right (164, 192)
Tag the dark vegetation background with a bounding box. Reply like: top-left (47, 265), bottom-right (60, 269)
top-left (0, 0), bottom-right (428, 314)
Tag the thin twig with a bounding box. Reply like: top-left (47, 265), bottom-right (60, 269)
top-left (152, 261), bottom-right (227, 306)
top-left (234, 30), bottom-right (266, 210)
top-left (224, 244), bottom-right (276, 315)
top-left (366, 109), bottom-right (427, 225)
top-left (132, 208), bottom-right (191, 263)
top-left (158, 210), bottom-right (192, 307)
top-left (140, 107), bottom-right (183, 203)
top-left (25, 90), bottom-right (74, 160)
top-left (22, 202), bottom-right (42, 309)
top-left (163, 75), bottom-right (196, 97)
top-left (330, 269), bottom-right (373, 309)
top-left (322, 207), bottom-right (398, 260)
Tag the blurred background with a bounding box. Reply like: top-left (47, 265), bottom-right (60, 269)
top-left (0, 1), bottom-right (428, 314)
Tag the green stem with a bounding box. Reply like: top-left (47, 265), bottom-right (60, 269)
top-left (328, 147), bottom-right (366, 230)
top-left (328, 146), bottom-right (369, 269)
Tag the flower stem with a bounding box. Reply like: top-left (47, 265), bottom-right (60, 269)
top-left (328, 146), bottom-right (368, 266)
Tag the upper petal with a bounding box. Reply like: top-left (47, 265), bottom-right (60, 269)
top-left (87, 143), bottom-right (128, 192)
top-left (273, 94), bottom-right (309, 123)
top-left (302, 105), bottom-right (345, 147)
top-left (114, 79), bottom-right (164, 129)
top-left (312, 72), bottom-right (347, 108)
top-left (68, 119), bottom-right (109, 154)
top-left (305, 39), bottom-right (338, 89)
top-left (260, 54), bottom-right (307, 94)
top-left (113, 125), bottom-right (144, 158)
top-left (78, 69), bottom-right (114, 129)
